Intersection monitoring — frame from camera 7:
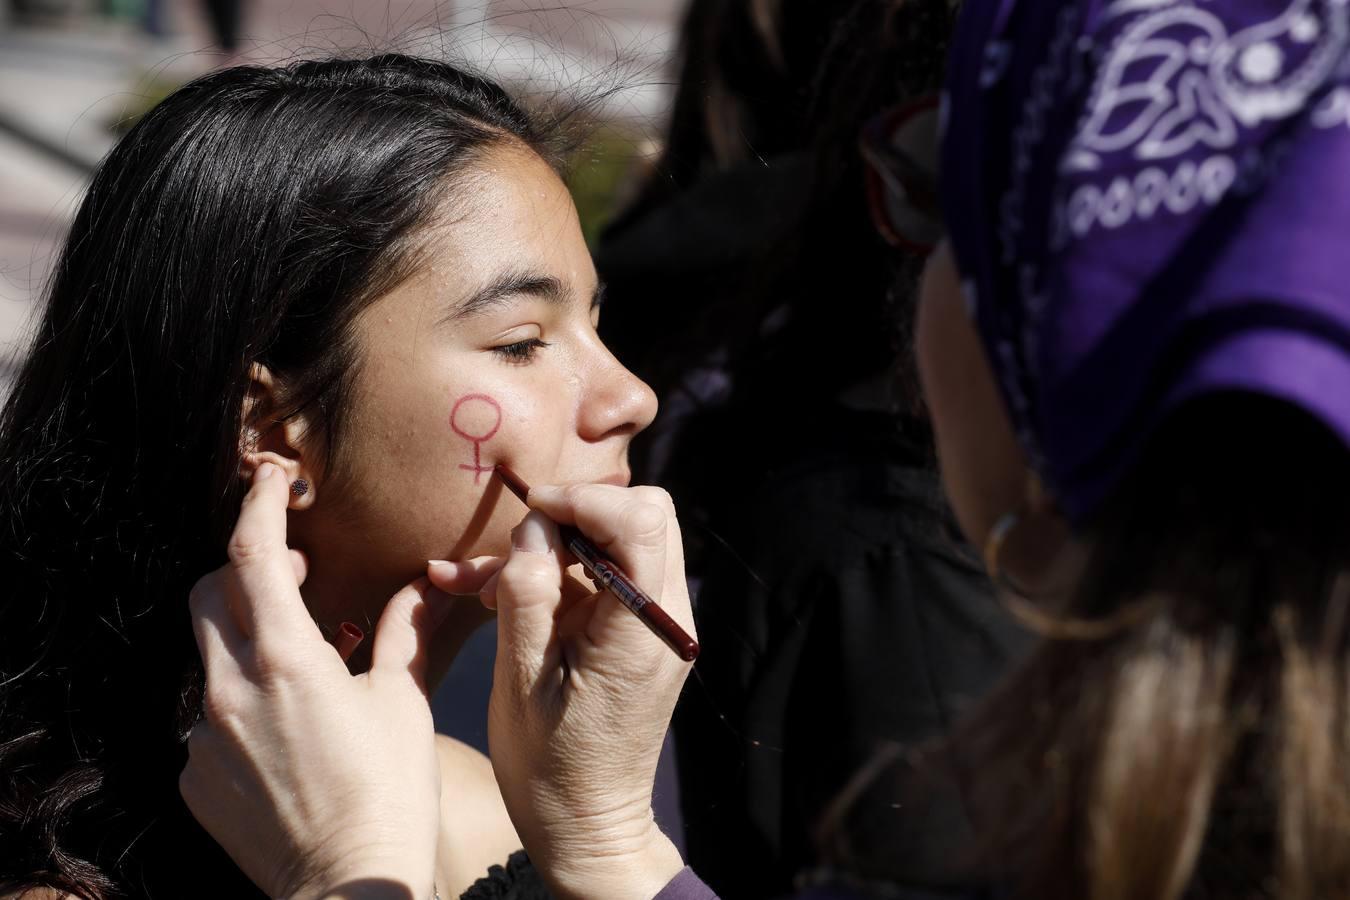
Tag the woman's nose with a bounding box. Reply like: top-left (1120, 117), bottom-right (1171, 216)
top-left (578, 352), bottom-right (658, 442)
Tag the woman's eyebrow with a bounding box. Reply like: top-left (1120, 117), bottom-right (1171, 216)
top-left (445, 271), bottom-right (570, 322)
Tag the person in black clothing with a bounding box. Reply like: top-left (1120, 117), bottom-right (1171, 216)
top-left (596, 1), bottom-right (1029, 896)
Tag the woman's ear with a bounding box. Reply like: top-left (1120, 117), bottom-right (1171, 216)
top-left (240, 363), bottom-right (319, 510)
top-left (916, 243), bottom-right (1029, 545)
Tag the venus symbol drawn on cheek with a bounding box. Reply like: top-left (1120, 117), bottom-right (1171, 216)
top-left (450, 393), bottom-right (502, 484)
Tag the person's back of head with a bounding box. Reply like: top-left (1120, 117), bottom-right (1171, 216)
top-left (962, 396), bottom-right (1350, 898)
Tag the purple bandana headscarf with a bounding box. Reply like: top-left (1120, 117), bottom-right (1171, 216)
top-left (941, 0), bottom-right (1350, 524)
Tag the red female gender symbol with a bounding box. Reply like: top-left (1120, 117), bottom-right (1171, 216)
top-left (450, 393), bottom-right (502, 484)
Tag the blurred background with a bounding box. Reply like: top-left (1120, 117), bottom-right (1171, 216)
top-left (0, 0), bottom-right (683, 836)
top-left (0, 0), bottom-right (681, 392)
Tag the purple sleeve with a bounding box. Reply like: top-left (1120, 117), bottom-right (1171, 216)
top-left (652, 867), bottom-right (719, 900)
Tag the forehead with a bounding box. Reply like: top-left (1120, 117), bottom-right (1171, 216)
top-left (418, 142), bottom-right (592, 289)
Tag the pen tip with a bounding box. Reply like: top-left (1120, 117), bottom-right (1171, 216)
top-left (494, 464), bottom-right (530, 503)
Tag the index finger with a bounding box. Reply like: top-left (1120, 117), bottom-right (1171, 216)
top-left (227, 464), bottom-right (316, 640)
top-left (527, 484), bottom-right (684, 610)
top-left (529, 484), bottom-right (695, 662)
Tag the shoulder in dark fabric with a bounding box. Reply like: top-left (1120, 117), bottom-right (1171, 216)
top-left (458, 850), bottom-right (551, 900)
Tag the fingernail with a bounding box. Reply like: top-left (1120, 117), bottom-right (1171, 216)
top-left (257, 462), bottom-right (279, 481)
top-left (426, 559), bottom-right (458, 580)
top-left (512, 511), bottom-right (553, 553)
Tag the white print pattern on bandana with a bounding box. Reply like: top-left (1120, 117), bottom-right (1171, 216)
top-left (1055, 142), bottom-right (1294, 242)
top-left (1055, 0), bottom-right (1350, 241)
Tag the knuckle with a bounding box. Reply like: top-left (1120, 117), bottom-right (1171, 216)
top-left (177, 767), bottom-right (199, 805)
top-left (633, 485), bottom-right (675, 511)
top-left (185, 724), bottom-right (207, 754)
top-left (381, 589), bottom-right (423, 633)
top-left (249, 644), bottom-right (304, 682)
top-left (226, 528), bottom-right (269, 566)
top-left (385, 586), bottom-right (420, 617)
top-left (187, 579), bottom-right (212, 615)
top-left (479, 572), bottom-right (502, 607)
top-left (621, 501), bottom-right (668, 545)
top-left (497, 558), bottom-right (558, 596)
top-left (202, 684), bottom-right (242, 727)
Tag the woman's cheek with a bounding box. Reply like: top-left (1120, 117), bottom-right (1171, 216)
top-left (445, 386), bottom-right (556, 487)
top-left (447, 392), bottom-right (504, 485)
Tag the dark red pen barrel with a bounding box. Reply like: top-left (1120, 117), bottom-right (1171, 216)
top-left (637, 603), bottom-right (701, 662)
top-left (562, 529), bottom-right (699, 661)
top-left (495, 465), bottom-right (699, 662)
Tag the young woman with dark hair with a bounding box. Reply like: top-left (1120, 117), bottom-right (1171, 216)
top-left (0, 53), bottom-right (657, 898)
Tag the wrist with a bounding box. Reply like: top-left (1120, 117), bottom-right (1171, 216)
top-left (311, 882), bottom-right (433, 900)
top-left (540, 823), bottom-right (685, 900)
top-left (287, 854), bottom-right (434, 900)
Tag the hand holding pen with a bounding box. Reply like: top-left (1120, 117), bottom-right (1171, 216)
top-left (494, 465), bottom-right (699, 661)
top-left (182, 467), bottom-right (694, 900)
top-left (182, 464), bottom-right (445, 900)
top-left (425, 478), bottom-right (695, 899)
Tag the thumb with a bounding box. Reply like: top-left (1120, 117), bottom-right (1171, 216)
top-left (369, 578), bottom-right (447, 696)
top-left (493, 511), bottom-right (565, 690)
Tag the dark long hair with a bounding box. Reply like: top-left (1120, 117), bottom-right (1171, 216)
top-left (0, 54), bottom-right (557, 898)
top-left (961, 395), bottom-right (1350, 899)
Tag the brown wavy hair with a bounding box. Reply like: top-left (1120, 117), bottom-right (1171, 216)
top-left (959, 394), bottom-right (1350, 899)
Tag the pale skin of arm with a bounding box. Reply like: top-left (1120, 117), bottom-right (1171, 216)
top-left (434, 735), bottom-right (521, 896)
top-left (430, 567), bottom-right (608, 896)
top-left (430, 561), bottom-right (620, 895)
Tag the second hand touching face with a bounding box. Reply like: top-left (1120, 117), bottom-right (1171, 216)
top-left (290, 142), bottom-right (657, 653)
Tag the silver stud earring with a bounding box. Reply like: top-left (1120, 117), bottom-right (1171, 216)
top-left (290, 479), bottom-right (310, 498)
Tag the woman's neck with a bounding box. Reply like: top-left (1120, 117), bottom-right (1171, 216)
top-left (299, 561), bottom-right (494, 690)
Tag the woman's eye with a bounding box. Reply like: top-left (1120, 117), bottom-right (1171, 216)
top-left (491, 338), bottom-right (549, 363)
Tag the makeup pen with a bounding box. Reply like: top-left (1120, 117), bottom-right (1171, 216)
top-left (494, 465), bottom-right (700, 662)
top-left (333, 622), bottom-right (365, 664)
